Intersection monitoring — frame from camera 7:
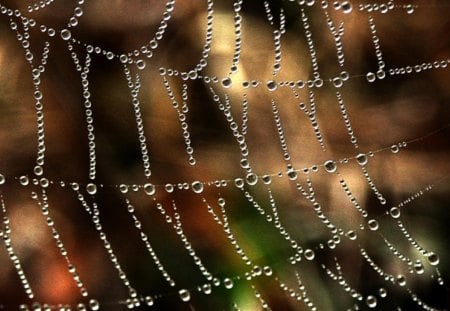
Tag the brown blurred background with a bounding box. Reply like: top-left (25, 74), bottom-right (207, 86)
top-left (0, 0), bottom-right (449, 310)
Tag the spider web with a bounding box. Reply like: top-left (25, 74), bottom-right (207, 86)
top-left (0, 0), bottom-right (449, 310)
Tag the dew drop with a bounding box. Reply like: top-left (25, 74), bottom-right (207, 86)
top-left (367, 219), bottom-right (379, 231)
top-left (262, 175), bottom-right (272, 184)
top-left (266, 80), bottom-right (277, 91)
top-left (34, 165), bottom-right (43, 176)
top-left (86, 183), bottom-right (97, 195)
top-left (221, 77), bottom-right (232, 88)
top-left (341, 1), bottom-right (353, 13)
top-left (178, 289), bottom-right (191, 302)
top-left (391, 144), bottom-right (399, 153)
top-left (191, 181), bottom-right (204, 194)
top-left (60, 29), bottom-right (72, 41)
top-left (304, 249), bottom-right (315, 260)
top-left (427, 252), bottom-right (440, 266)
top-left (202, 283), bottom-right (212, 295)
top-left (245, 173), bottom-right (258, 186)
top-left (366, 72), bottom-right (376, 83)
top-left (378, 287), bottom-right (387, 298)
top-left (366, 295), bottom-right (377, 308)
top-left (356, 153), bottom-right (368, 165)
top-left (19, 175), bottom-right (29, 186)
top-left (119, 184), bottom-right (128, 193)
top-left (88, 299), bottom-right (99, 311)
top-left (332, 77), bottom-right (343, 88)
top-left (0, 174), bottom-right (5, 185)
top-left (143, 183), bottom-right (156, 196)
top-left (396, 274), bottom-right (406, 286)
top-left (136, 59), bottom-right (146, 70)
top-left (263, 266), bottom-right (273, 276)
top-left (223, 278), bottom-right (234, 289)
top-left (389, 207), bottom-right (401, 218)
top-left (324, 160), bottom-right (337, 173)
top-left (165, 184), bottom-right (174, 193)
top-left (144, 296), bottom-right (154, 306)
top-left (414, 261), bottom-right (424, 274)
top-left (234, 178), bottom-right (244, 189)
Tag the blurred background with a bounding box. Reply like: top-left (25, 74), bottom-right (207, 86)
top-left (0, 0), bottom-right (449, 310)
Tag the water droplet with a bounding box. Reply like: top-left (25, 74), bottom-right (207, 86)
top-left (19, 175), bottom-right (29, 186)
top-left (341, 1), bottom-right (353, 13)
top-left (223, 278), bottom-right (234, 289)
top-left (266, 80), bottom-right (277, 91)
top-left (366, 295), bottom-right (377, 308)
top-left (324, 160), bottom-right (337, 173)
top-left (136, 59), bottom-right (146, 70)
top-left (165, 184), bottom-right (174, 193)
top-left (191, 181), bottom-right (204, 194)
top-left (0, 174), bottom-right (5, 185)
top-left (221, 77), bottom-right (232, 88)
top-left (143, 183), bottom-right (156, 195)
top-left (414, 261), bottom-right (424, 274)
top-left (304, 249), bottom-right (315, 260)
top-left (356, 153), bottom-right (368, 165)
top-left (88, 299), bottom-right (99, 311)
top-left (60, 29), bottom-right (72, 41)
top-left (144, 296), bottom-right (153, 306)
top-left (396, 274), bottom-right (406, 286)
top-left (368, 219), bottom-right (379, 231)
top-left (347, 230), bottom-right (357, 240)
top-left (262, 175), bottom-right (272, 184)
top-left (332, 77), bottom-right (343, 88)
top-left (391, 145), bottom-right (399, 153)
top-left (86, 183), bottom-right (97, 195)
top-left (263, 266), bottom-right (273, 276)
top-left (201, 283), bottom-right (212, 295)
top-left (389, 207), bottom-right (401, 218)
top-left (34, 165), bottom-right (43, 176)
top-left (246, 173), bottom-right (258, 186)
top-left (366, 72), bottom-right (376, 83)
top-left (119, 184), bottom-right (128, 193)
top-left (179, 289), bottom-right (191, 302)
top-left (427, 252), bottom-right (440, 266)
top-left (234, 178), bottom-right (244, 189)
top-left (378, 287), bottom-right (387, 298)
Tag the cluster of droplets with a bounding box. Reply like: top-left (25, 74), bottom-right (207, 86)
top-left (124, 67), bottom-right (153, 176)
top-left (0, 196), bottom-right (35, 299)
top-left (358, 1), bottom-right (395, 14)
top-left (125, 199), bottom-right (175, 286)
top-left (32, 189), bottom-right (89, 297)
top-left (366, 15), bottom-right (386, 82)
top-left (9, 16), bottom-right (50, 177)
top-left (389, 58), bottom-right (450, 76)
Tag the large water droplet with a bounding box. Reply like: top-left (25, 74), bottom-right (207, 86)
top-left (427, 252), bottom-right (440, 266)
top-left (356, 153), bottom-right (368, 165)
top-left (367, 219), bottom-right (379, 231)
top-left (266, 80), bottom-right (277, 91)
top-left (60, 29), bottom-right (72, 41)
top-left (366, 295), bottom-right (377, 308)
top-left (136, 59), bottom-right (146, 70)
top-left (245, 173), bottom-right (258, 186)
top-left (341, 1), bottom-right (353, 14)
top-left (223, 278), bottom-right (234, 289)
top-left (221, 77), bottom-right (232, 88)
top-left (86, 183), bottom-right (97, 195)
top-left (191, 181), bottom-right (204, 194)
top-left (179, 289), bottom-right (191, 302)
top-left (143, 183), bottom-right (156, 195)
top-left (324, 160), bottom-right (337, 173)
top-left (366, 72), bottom-right (376, 83)
top-left (304, 249), bottom-right (315, 260)
top-left (89, 299), bottom-right (99, 311)
top-left (389, 207), bottom-right (401, 218)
